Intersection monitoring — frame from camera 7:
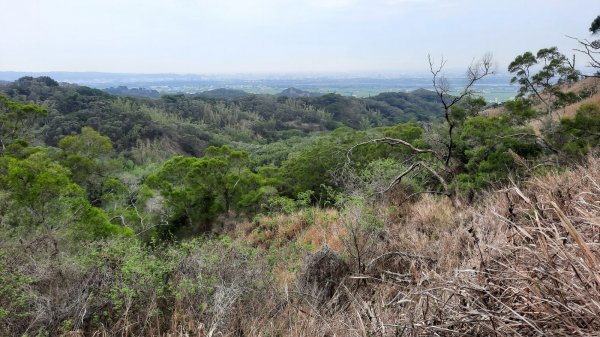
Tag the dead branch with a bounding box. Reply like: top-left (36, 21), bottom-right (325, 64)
top-left (346, 137), bottom-right (436, 162)
top-left (568, 35), bottom-right (600, 75)
top-left (429, 53), bottom-right (495, 167)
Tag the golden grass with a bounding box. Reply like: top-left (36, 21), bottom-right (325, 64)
top-left (480, 77), bottom-right (600, 134)
top-left (235, 208), bottom-right (344, 252)
top-left (253, 155), bottom-right (600, 336)
top-left (19, 156), bottom-right (600, 336)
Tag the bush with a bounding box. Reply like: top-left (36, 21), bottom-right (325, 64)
top-left (297, 246), bottom-right (349, 305)
top-left (555, 103), bottom-right (600, 156)
top-left (0, 251), bottom-right (33, 336)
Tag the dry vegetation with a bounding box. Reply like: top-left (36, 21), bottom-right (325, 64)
top-left (2, 76), bottom-right (600, 336)
top-left (165, 154), bottom-right (600, 336)
top-left (245, 154), bottom-right (600, 336)
top-left (5, 155), bottom-right (598, 336)
top-left (484, 77), bottom-right (600, 132)
top-left (554, 77), bottom-right (600, 118)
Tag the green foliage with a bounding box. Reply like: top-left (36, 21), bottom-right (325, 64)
top-left (265, 190), bottom-right (317, 215)
top-left (1, 77), bottom-right (446, 161)
top-left (590, 15), bottom-right (600, 34)
top-left (533, 47), bottom-right (579, 86)
top-left (281, 129), bottom-right (350, 197)
top-left (363, 89), bottom-right (445, 123)
top-left (147, 156), bottom-right (215, 233)
top-left (554, 91), bottom-right (580, 109)
top-left (383, 120), bottom-right (426, 148)
top-left (456, 115), bottom-right (542, 190)
top-left (340, 196), bottom-right (385, 232)
top-left (281, 127), bottom-right (390, 198)
top-left (0, 252), bottom-right (32, 334)
top-left (448, 96), bottom-right (488, 126)
top-left (266, 196), bottom-right (299, 214)
top-left (508, 47), bottom-right (580, 110)
top-left (0, 151), bottom-right (131, 239)
top-left (355, 158), bottom-right (420, 196)
top-left (59, 126), bottom-right (114, 157)
top-left (59, 127), bottom-right (120, 202)
top-left (2, 61), bottom-right (600, 336)
top-left (0, 95), bottom-right (47, 153)
top-left (508, 51), bottom-right (538, 98)
top-left (340, 196), bottom-right (384, 273)
top-left (99, 175), bottom-right (156, 236)
top-left (93, 240), bottom-right (174, 314)
top-left (503, 99), bottom-right (543, 124)
top-left (553, 103), bottom-right (600, 156)
top-left (147, 146), bottom-right (280, 234)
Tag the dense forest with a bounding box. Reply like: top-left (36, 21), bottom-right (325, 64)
top-left (1, 17), bottom-right (600, 337)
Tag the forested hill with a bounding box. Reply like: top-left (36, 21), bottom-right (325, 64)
top-left (0, 76), bottom-right (444, 156)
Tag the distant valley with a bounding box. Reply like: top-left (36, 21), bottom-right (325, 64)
top-left (0, 71), bottom-right (518, 102)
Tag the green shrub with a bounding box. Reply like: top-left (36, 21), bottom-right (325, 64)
top-left (0, 252), bottom-right (32, 335)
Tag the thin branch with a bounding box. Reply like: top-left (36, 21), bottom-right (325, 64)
top-left (419, 161), bottom-right (450, 195)
top-left (378, 162), bottom-right (420, 194)
top-left (346, 137), bottom-right (437, 162)
top-left (366, 251), bottom-right (436, 270)
top-left (568, 36), bottom-right (600, 71)
top-left (429, 53), bottom-right (495, 168)
top-left (399, 190), bottom-right (450, 204)
top-left (378, 161), bottom-right (450, 197)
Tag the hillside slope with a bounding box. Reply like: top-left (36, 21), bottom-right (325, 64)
top-left (2, 75), bottom-right (599, 336)
top-left (2, 154), bottom-right (598, 336)
top-left (0, 77), bottom-right (445, 158)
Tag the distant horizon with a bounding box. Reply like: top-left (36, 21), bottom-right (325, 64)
top-left (0, 69), bottom-right (518, 101)
top-left (0, 69), bottom-right (514, 80)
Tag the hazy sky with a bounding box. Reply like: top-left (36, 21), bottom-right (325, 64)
top-left (1, 0), bottom-right (598, 75)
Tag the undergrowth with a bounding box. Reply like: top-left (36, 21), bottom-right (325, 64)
top-left (1, 156), bottom-right (600, 336)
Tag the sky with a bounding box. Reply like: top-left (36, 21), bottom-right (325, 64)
top-left (1, 0), bottom-right (598, 75)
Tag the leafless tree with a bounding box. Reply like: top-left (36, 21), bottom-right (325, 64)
top-left (347, 54), bottom-right (495, 206)
top-left (567, 15), bottom-right (600, 77)
top-left (568, 36), bottom-right (600, 77)
top-left (429, 53), bottom-right (495, 167)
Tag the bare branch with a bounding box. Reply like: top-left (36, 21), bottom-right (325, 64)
top-left (399, 190), bottom-right (451, 204)
top-left (346, 137), bottom-right (437, 162)
top-left (429, 54), bottom-right (451, 109)
top-left (378, 162), bottom-right (420, 194)
top-left (429, 54), bottom-right (495, 169)
top-left (568, 35), bottom-right (600, 72)
top-left (378, 161), bottom-right (450, 197)
top-left (419, 161), bottom-right (450, 195)
top-left (450, 53), bottom-right (495, 107)
top-left (366, 251), bottom-right (435, 270)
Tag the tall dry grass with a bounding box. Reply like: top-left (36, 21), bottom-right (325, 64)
top-left (3, 157), bottom-right (600, 336)
top-left (251, 156), bottom-right (600, 336)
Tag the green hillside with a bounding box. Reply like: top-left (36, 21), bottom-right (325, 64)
top-left (1, 15), bottom-right (600, 337)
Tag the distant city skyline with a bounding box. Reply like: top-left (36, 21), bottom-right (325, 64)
top-left (1, 0), bottom-right (598, 74)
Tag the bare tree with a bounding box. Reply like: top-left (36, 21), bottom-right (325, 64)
top-left (569, 36), bottom-right (600, 77)
top-left (429, 53), bottom-right (495, 167)
top-left (347, 54), bottom-right (495, 207)
top-left (567, 15), bottom-right (600, 77)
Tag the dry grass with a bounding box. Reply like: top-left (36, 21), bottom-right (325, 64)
top-left (4, 157), bottom-right (600, 336)
top-left (529, 77), bottom-right (600, 132)
top-left (556, 86), bottom-right (600, 119)
top-left (481, 77), bottom-right (600, 133)
top-left (112, 156), bottom-right (600, 335)
top-left (235, 208), bottom-right (345, 252)
top-left (250, 155), bottom-right (600, 336)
